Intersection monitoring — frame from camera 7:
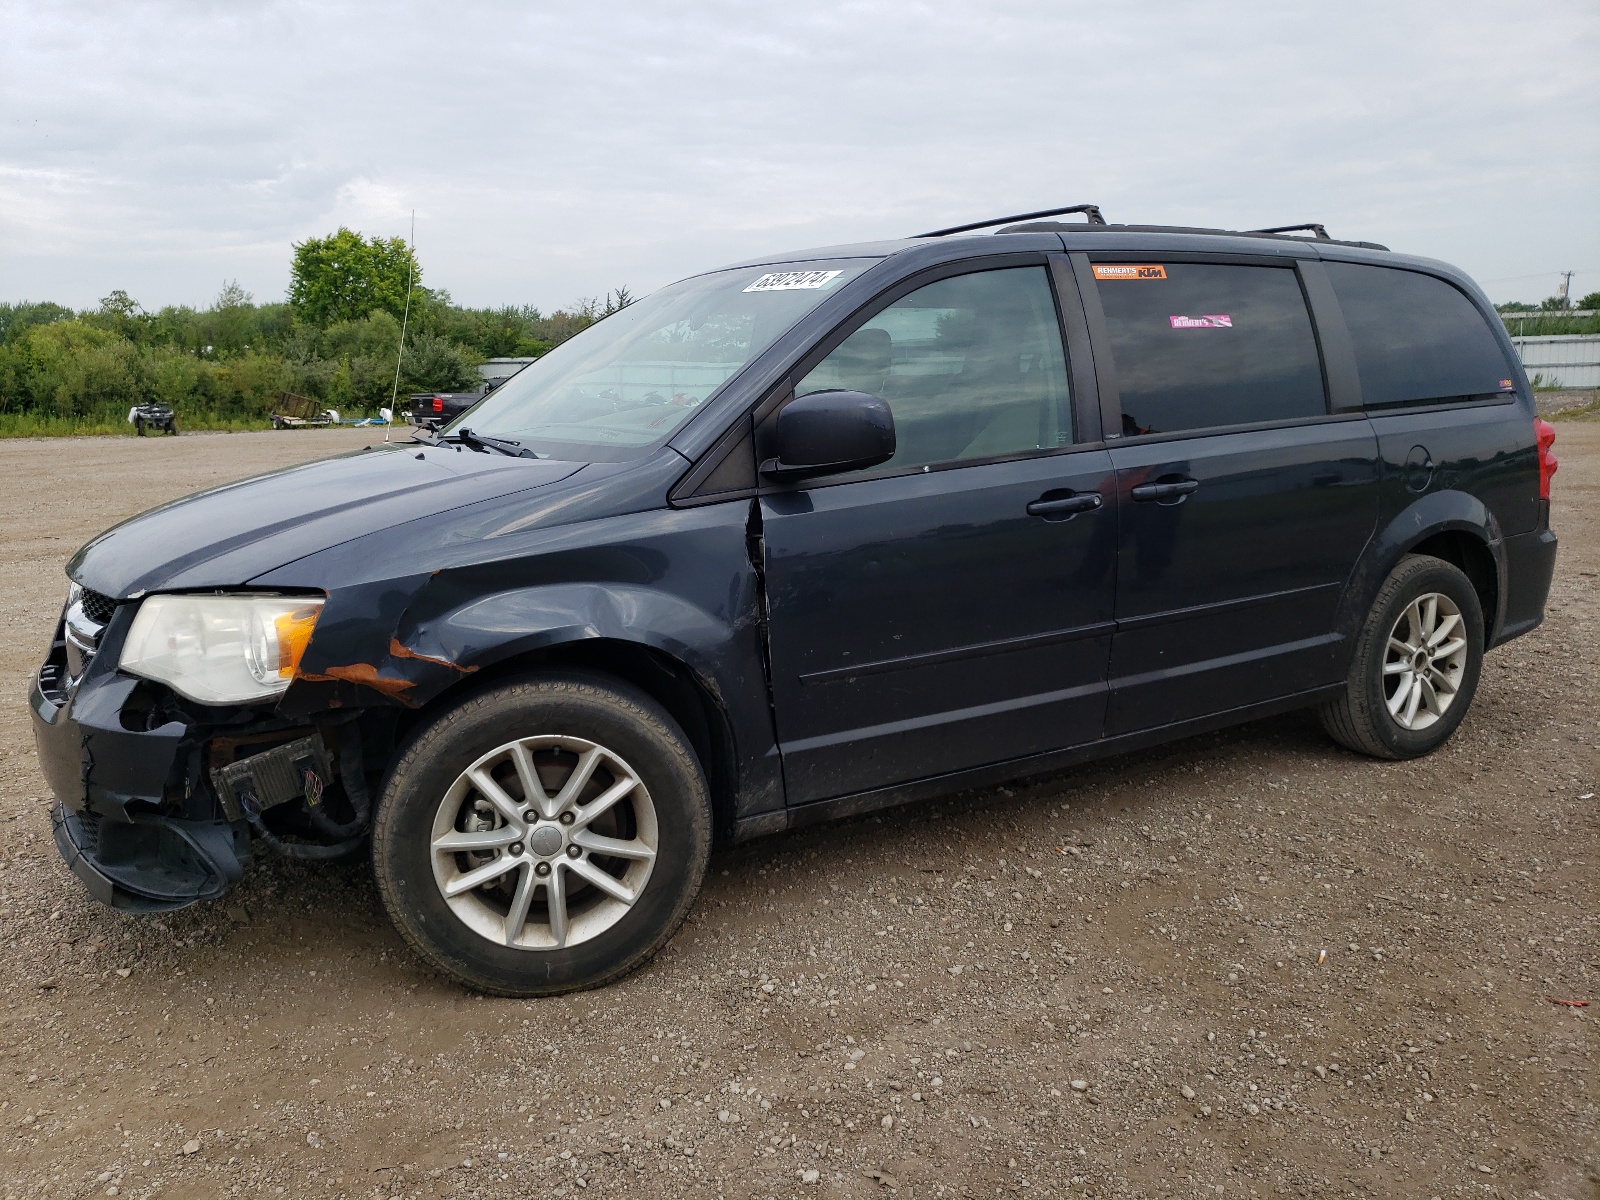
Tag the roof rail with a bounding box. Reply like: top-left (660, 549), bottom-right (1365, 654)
top-left (916, 204), bottom-right (1107, 238)
top-left (1248, 223), bottom-right (1331, 241)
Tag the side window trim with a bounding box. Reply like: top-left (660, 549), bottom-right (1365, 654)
top-left (1296, 259), bottom-right (1363, 412)
top-left (1068, 253), bottom-right (1123, 440)
top-left (1048, 254), bottom-right (1103, 444)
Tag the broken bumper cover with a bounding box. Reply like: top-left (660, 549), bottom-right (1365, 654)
top-left (31, 666), bottom-right (248, 912)
top-left (52, 802), bottom-right (247, 912)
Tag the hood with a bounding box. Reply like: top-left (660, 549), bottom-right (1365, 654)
top-left (69, 443), bottom-right (584, 597)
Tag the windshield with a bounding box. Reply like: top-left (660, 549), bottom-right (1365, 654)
top-left (444, 259), bottom-right (876, 461)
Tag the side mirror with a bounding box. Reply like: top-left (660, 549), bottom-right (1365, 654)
top-left (760, 390), bottom-right (896, 481)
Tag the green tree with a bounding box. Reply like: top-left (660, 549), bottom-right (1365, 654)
top-left (288, 228), bottom-right (421, 327)
top-left (1578, 291), bottom-right (1600, 312)
top-left (85, 289), bottom-right (151, 343)
top-left (0, 301), bottom-right (74, 345)
top-left (401, 331), bottom-right (480, 393)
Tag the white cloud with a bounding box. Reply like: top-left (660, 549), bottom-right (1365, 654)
top-left (0, 0), bottom-right (1595, 309)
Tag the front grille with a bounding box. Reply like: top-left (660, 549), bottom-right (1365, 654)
top-left (79, 588), bottom-right (118, 626)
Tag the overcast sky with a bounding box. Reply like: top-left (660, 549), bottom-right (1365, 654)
top-left (2, 0), bottom-right (1596, 313)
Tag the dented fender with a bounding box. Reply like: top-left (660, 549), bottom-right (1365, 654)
top-left (267, 493), bottom-right (788, 820)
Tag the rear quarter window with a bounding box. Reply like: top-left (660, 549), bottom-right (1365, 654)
top-left (1325, 262), bottom-right (1515, 407)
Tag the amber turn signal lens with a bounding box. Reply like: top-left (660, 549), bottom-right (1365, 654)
top-left (275, 604), bottom-right (321, 678)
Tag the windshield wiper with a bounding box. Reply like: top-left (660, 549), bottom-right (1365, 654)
top-left (435, 428), bottom-right (533, 458)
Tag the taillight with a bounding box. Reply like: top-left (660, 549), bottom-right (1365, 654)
top-left (1534, 418), bottom-right (1558, 500)
top-left (433, 397), bottom-right (444, 413)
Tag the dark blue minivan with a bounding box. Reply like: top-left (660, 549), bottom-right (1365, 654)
top-left (31, 207), bottom-right (1559, 994)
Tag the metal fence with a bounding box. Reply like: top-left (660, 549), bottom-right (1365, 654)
top-left (1510, 334), bottom-right (1600, 390)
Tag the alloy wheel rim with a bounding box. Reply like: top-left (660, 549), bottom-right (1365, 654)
top-left (1382, 592), bottom-right (1468, 731)
top-left (430, 735), bottom-right (658, 950)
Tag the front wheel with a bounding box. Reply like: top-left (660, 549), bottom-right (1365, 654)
top-left (371, 672), bottom-right (711, 995)
top-left (1318, 554), bottom-right (1484, 759)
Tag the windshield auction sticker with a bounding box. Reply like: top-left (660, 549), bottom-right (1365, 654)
top-left (744, 270), bottom-right (844, 292)
top-left (1092, 264), bottom-right (1166, 280)
top-left (1169, 314), bottom-right (1233, 328)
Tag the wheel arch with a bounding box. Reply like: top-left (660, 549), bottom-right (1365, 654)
top-left (448, 638), bottom-right (741, 842)
top-left (1405, 528), bottom-right (1499, 643)
top-left (383, 584), bottom-right (750, 843)
top-left (1337, 490), bottom-right (1507, 667)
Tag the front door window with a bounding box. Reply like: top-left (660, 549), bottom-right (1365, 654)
top-left (796, 266), bottom-right (1072, 471)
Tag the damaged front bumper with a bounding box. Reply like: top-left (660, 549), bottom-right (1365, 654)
top-left (30, 599), bottom-right (368, 913)
top-left (51, 802), bottom-right (248, 913)
top-left (31, 661), bottom-right (251, 912)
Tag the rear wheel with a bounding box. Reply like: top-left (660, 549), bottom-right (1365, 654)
top-left (1319, 554), bottom-right (1484, 759)
top-left (372, 672), bottom-right (711, 995)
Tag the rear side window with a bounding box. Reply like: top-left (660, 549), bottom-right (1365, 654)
top-left (1093, 262), bottom-right (1326, 436)
top-left (1325, 263), bottom-right (1514, 407)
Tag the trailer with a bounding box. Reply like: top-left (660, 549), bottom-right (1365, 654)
top-left (269, 391), bottom-right (339, 429)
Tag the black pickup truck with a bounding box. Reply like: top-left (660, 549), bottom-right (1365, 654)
top-left (410, 363), bottom-right (534, 428)
top-left (408, 383), bottom-right (492, 429)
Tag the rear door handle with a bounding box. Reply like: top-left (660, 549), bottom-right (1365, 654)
top-left (1129, 478), bottom-right (1200, 502)
top-left (1026, 492), bottom-right (1103, 518)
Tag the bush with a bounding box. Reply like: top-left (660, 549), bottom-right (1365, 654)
top-left (9, 321), bottom-right (147, 418)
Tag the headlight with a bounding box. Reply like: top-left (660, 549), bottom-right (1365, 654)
top-left (120, 594), bottom-right (324, 705)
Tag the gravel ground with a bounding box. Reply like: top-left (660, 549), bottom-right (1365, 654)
top-left (0, 424), bottom-right (1594, 1200)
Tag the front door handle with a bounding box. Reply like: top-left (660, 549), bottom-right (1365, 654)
top-left (1026, 491), bottom-right (1103, 518)
top-left (1129, 478), bottom-right (1200, 502)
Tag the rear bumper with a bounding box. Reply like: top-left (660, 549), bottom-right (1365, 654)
top-left (1493, 521), bottom-right (1558, 647)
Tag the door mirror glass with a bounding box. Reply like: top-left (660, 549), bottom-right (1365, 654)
top-left (761, 390), bottom-right (896, 480)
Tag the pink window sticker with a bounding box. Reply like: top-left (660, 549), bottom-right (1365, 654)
top-left (1499, 378), bottom-right (1514, 390)
top-left (1169, 314), bottom-right (1233, 329)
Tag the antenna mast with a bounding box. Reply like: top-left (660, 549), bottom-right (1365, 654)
top-left (384, 210), bottom-right (416, 442)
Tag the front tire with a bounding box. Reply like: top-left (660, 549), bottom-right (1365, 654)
top-left (371, 672), bottom-right (711, 996)
top-left (1318, 554), bottom-right (1484, 759)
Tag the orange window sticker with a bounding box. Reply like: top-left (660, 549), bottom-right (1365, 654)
top-left (1092, 264), bottom-right (1167, 280)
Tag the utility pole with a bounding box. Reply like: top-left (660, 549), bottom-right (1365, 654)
top-left (1559, 270), bottom-right (1574, 308)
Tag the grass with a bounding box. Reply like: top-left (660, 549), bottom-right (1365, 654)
top-left (1499, 314), bottom-right (1600, 337)
top-left (0, 413), bottom-right (294, 439)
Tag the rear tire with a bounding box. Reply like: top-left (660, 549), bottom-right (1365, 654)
top-left (1318, 554), bottom-right (1484, 759)
top-left (371, 671), bottom-right (711, 996)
